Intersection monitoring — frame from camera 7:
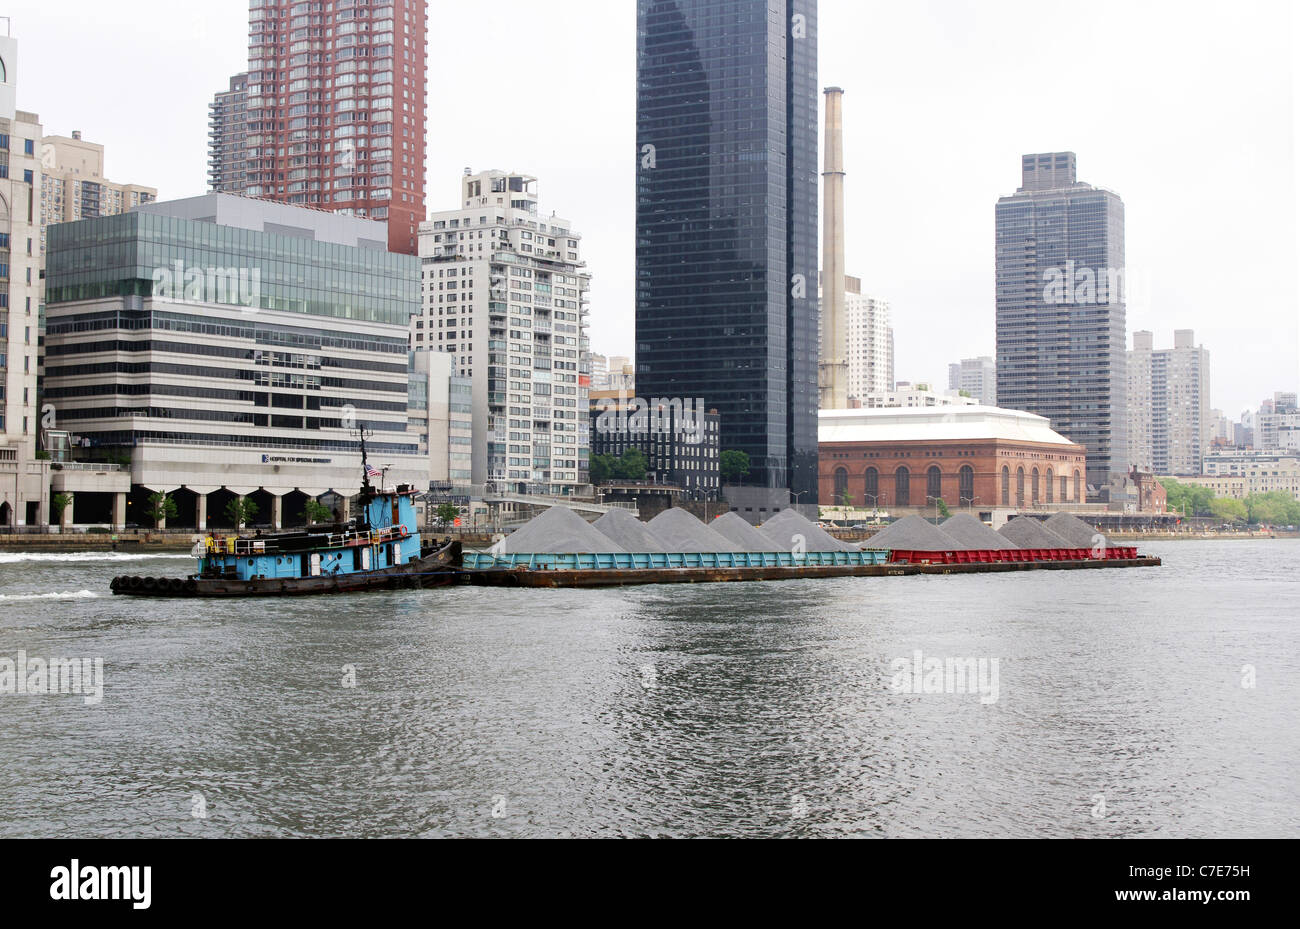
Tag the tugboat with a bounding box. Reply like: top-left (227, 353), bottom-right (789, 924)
top-left (111, 431), bottom-right (461, 597)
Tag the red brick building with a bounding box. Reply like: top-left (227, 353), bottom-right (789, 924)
top-left (818, 407), bottom-right (1087, 510)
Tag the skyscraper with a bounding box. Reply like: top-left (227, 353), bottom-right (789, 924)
top-left (996, 152), bottom-right (1127, 494)
top-left (948, 356), bottom-right (996, 407)
top-left (208, 72), bottom-right (249, 194)
top-left (238, 0), bottom-right (427, 255)
top-left (635, 0), bottom-right (819, 504)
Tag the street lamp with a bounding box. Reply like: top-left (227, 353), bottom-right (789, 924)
top-left (926, 495), bottom-right (943, 524)
top-left (961, 495), bottom-right (980, 512)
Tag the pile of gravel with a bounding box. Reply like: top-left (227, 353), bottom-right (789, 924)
top-left (760, 509), bottom-right (855, 552)
top-left (940, 513), bottom-right (1018, 550)
top-left (997, 516), bottom-right (1072, 549)
top-left (710, 511), bottom-right (784, 552)
top-left (863, 515), bottom-right (961, 552)
top-left (502, 506), bottom-right (627, 554)
top-left (593, 507), bottom-right (668, 552)
top-left (647, 508), bottom-right (741, 552)
top-left (1044, 512), bottom-right (1107, 548)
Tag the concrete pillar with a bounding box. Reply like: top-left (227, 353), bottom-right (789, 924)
top-left (59, 494), bottom-right (74, 530)
top-left (112, 492), bottom-right (127, 530)
top-left (272, 494), bottom-right (283, 530)
top-left (196, 494), bottom-right (208, 532)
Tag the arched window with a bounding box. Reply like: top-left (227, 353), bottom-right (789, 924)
top-left (895, 466), bottom-right (910, 507)
top-left (926, 466), bottom-right (942, 503)
top-left (1031, 467), bottom-right (1040, 504)
top-left (1016, 467), bottom-right (1025, 508)
top-left (1001, 466), bottom-right (1010, 506)
top-left (959, 465), bottom-right (975, 503)
top-left (1060, 474), bottom-right (1067, 501)
top-left (864, 467), bottom-right (879, 502)
top-left (1074, 470), bottom-right (1082, 502)
top-left (833, 467), bottom-right (848, 503)
top-left (1046, 468), bottom-right (1054, 503)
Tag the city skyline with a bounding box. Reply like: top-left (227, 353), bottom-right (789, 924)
top-left (3, 0), bottom-right (1296, 416)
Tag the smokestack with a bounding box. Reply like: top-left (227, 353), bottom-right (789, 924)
top-left (819, 87), bottom-right (849, 410)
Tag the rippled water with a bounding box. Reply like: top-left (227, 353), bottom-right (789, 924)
top-left (1, 541), bottom-right (1296, 838)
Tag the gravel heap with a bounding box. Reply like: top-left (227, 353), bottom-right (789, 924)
top-left (760, 508), bottom-right (855, 552)
top-left (710, 511), bottom-right (784, 552)
top-left (997, 516), bottom-right (1072, 549)
top-left (502, 506), bottom-right (627, 554)
top-left (593, 507), bottom-right (668, 552)
top-left (940, 513), bottom-right (1018, 550)
top-left (863, 515), bottom-right (961, 551)
top-left (647, 508), bottom-right (741, 552)
top-left (1044, 512), bottom-right (1108, 548)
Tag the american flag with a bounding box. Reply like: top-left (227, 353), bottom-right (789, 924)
top-left (365, 464), bottom-right (382, 478)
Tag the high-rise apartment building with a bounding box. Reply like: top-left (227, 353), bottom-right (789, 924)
top-left (208, 72), bottom-right (249, 194)
top-left (636, 0), bottom-right (819, 505)
top-left (1255, 391), bottom-right (1299, 452)
top-left (38, 131), bottom-right (156, 255)
top-left (413, 170), bottom-right (591, 495)
top-left (819, 275), bottom-right (893, 405)
top-left (996, 152), bottom-right (1127, 493)
top-left (1127, 329), bottom-right (1211, 475)
top-left (0, 29), bottom-right (49, 526)
top-left (238, 0), bottom-right (427, 255)
top-left (948, 355), bottom-right (996, 407)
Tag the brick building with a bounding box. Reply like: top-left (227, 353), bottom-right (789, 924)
top-left (819, 406), bottom-right (1087, 512)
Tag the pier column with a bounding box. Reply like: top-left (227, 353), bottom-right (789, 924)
top-left (112, 492), bottom-right (127, 530)
top-left (59, 494), bottom-right (74, 529)
top-left (196, 494), bottom-right (208, 532)
top-left (272, 494), bottom-right (283, 531)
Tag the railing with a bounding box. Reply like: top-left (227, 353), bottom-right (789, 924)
top-left (208, 523), bottom-right (409, 557)
top-left (463, 549), bottom-right (891, 571)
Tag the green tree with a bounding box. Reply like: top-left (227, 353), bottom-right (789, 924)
top-left (224, 496), bottom-right (259, 530)
top-left (436, 502), bottom-right (460, 524)
top-left (1245, 491), bottom-right (1299, 526)
top-left (614, 448), bottom-right (648, 481)
top-left (589, 454), bottom-right (616, 484)
top-left (935, 499), bottom-right (952, 519)
top-left (720, 449), bottom-right (750, 484)
top-left (146, 491), bottom-right (178, 528)
top-left (1159, 478), bottom-right (1214, 517)
top-left (1209, 497), bottom-right (1247, 523)
top-left (51, 493), bottom-right (73, 523)
top-left (300, 498), bottom-right (333, 525)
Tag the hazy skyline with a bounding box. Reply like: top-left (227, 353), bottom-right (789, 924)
top-left (7, 0), bottom-right (1297, 416)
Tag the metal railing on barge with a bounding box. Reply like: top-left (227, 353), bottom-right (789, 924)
top-left (205, 524), bottom-right (410, 557)
top-left (462, 549), bottom-right (892, 571)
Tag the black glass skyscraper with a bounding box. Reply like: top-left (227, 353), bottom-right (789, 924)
top-left (635, 0), bottom-right (819, 502)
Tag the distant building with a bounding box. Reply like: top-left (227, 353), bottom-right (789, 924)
top-left (590, 392), bottom-right (720, 494)
top-left (1107, 468), bottom-right (1168, 514)
top-left (1196, 449), bottom-right (1300, 502)
top-left (819, 406), bottom-right (1087, 512)
top-left (207, 72), bottom-right (248, 194)
top-left (947, 356), bottom-right (996, 407)
top-left (37, 131), bottom-right (157, 255)
top-left (861, 384), bottom-right (976, 409)
top-left (1127, 329), bottom-right (1211, 475)
top-left (1255, 391), bottom-right (1299, 452)
top-left (414, 169), bottom-right (592, 496)
top-left (589, 353), bottom-right (610, 391)
top-left (996, 152), bottom-right (1127, 491)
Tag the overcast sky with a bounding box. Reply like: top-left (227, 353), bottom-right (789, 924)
top-left (8, 0), bottom-right (1297, 417)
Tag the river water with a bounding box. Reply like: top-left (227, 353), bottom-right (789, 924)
top-left (0, 541), bottom-right (1296, 838)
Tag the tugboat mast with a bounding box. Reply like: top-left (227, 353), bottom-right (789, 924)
top-left (352, 423), bottom-right (375, 530)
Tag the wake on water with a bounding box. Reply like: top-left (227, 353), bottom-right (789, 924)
top-left (0, 552), bottom-right (193, 565)
top-left (0, 590), bottom-right (99, 602)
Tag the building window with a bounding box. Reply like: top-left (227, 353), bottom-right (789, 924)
top-left (1046, 468), bottom-right (1054, 503)
top-left (1074, 470), bottom-right (1082, 502)
top-left (1060, 475), bottom-right (1067, 501)
top-left (864, 466), bottom-right (878, 502)
top-left (1016, 467), bottom-right (1025, 508)
top-left (959, 465), bottom-right (974, 503)
top-left (833, 467), bottom-right (848, 504)
top-left (926, 466), bottom-right (942, 503)
top-left (895, 466), bottom-right (910, 507)
top-left (1031, 468), bottom-right (1040, 504)
top-left (1001, 466), bottom-right (1010, 506)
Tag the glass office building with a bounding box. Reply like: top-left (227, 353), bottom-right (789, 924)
top-left (995, 152), bottom-right (1127, 493)
top-left (635, 0), bottom-right (819, 502)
